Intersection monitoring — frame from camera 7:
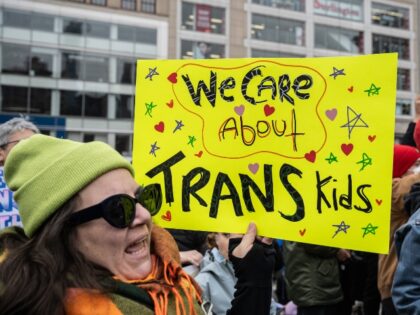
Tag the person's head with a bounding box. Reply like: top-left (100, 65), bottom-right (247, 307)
top-left (207, 232), bottom-right (229, 259)
top-left (4, 134), bottom-right (153, 280)
top-left (393, 144), bottom-right (420, 178)
top-left (0, 117), bottom-right (39, 166)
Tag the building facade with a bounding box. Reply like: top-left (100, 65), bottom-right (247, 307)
top-left (0, 0), bottom-right (417, 158)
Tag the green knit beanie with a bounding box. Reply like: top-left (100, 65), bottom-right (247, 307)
top-left (4, 134), bottom-right (134, 237)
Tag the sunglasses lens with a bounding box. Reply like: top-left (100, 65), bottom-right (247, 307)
top-left (137, 184), bottom-right (162, 216)
top-left (104, 196), bottom-right (135, 228)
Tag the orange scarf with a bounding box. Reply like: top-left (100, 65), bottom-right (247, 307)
top-left (115, 226), bottom-right (202, 315)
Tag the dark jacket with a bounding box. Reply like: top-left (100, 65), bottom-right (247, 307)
top-left (283, 241), bottom-right (343, 307)
top-left (392, 208), bottom-right (420, 315)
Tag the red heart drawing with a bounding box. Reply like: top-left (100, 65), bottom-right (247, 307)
top-left (154, 121), bottom-right (164, 133)
top-left (368, 135), bottom-right (376, 142)
top-left (304, 150), bottom-right (316, 163)
top-left (166, 99), bottom-right (174, 108)
top-left (299, 229), bottom-right (306, 236)
top-left (376, 199), bottom-right (382, 206)
top-left (264, 104), bottom-right (275, 116)
top-left (348, 86), bottom-right (354, 92)
top-left (167, 72), bottom-right (177, 83)
top-left (195, 151), bottom-right (203, 158)
top-left (341, 143), bottom-right (353, 156)
top-left (161, 210), bottom-right (171, 221)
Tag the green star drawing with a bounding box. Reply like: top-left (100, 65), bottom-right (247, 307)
top-left (364, 83), bottom-right (381, 96)
top-left (325, 153), bottom-right (338, 164)
top-left (362, 223), bottom-right (378, 238)
top-left (187, 135), bottom-right (197, 147)
top-left (145, 101), bottom-right (157, 117)
top-left (356, 153), bottom-right (372, 171)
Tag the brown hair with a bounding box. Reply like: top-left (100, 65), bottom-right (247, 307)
top-left (0, 198), bottom-right (111, 314)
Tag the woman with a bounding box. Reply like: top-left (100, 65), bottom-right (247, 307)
top-left (0, 135), bottom-right (274, 315)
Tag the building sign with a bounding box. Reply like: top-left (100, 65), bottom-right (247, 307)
top-left (196, 4), bottom-right (211, 32)
top-left (133, 54), bottom-right (397, 254)
top-left (314, 0), bottom-right (363, 21)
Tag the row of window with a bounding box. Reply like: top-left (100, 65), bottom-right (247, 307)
top-left (2, 9), bottom-right (157, 44)
top-left (251, 0), bottom-right (409, 28)
top-left (1, 86), bottom-right (134, 119)
top-left (2, 39), bottom-right (411, 91)
top-left (2, 44), bottom-right (137, 84)
top-left (69, 0), bottom-right (155, 13)
top-left (180, 1), bottom-right (411, 35)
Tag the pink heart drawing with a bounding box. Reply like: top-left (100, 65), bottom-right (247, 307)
top-left (248, 163), bottom-right (259, 174)
top-left (326, 108), bottom-right (337, 121)
top-left (234, 105), bottom-right (245, 116)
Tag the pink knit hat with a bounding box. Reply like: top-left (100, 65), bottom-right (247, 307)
top-left (393, 144), bottom-right (420, 178)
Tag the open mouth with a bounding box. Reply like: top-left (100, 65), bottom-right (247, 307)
top-left (125, 237), bottom-right (148, 255)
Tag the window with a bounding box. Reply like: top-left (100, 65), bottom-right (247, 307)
top-left (313, 0), bottom-right (363, 22)
top-left (61, 51), bottom-right (83, 79)
top-left (122, 0), bottom-right (136, 10)
top-left (91, 0), bottom-right (106, 5)
top-left (141, 0), bottom-right (156, 13)
top-left (3, 9), bottom-right (30, 28)
top-left (63, 18), bottom-right (84, 35)
top-left (396, 99), bottom-right (411, 116)
top-left (117, 25), bottom-right (157, 44)
top-left (31, 13), bottom-right (55, 32)
top-left (116, 134), bottom-right (132, 156)
top-left (30, 48), bottom-right (53, 77)
top-left (116, 94), bottom-right (134, 118)
top-left (251, 49), bottom-right (304, 58)
top-left (397, 69), bottom-right (410, 91)
top-left (315, 25), bottom-right (363, 53)
top-left (84, 54), bottom-right (108, 82)
top-left (60, 90), bottom-right (83, 116)
top-left (3, 9), bottom-right (54, 31)
top-left (30, 88), bottom-right (51, 114)
top-left (85, 21), bottom-right (110, 38)
top-left (181, 2), bottom-right (225, 34)
top-left (251, 0), bottom-right (305, 12)
top-left (85, 92), bottom-right (107, 117)
top-left (2, 44), bottom-right (30, 75)
top-left (1, 86), bottom-right (28, 113)
top-left (372, 3), bottom-right (409, 29)
top-left (372, 34), bottom-right (409, 60)
top-left (181, 40), bottom-right (225, 59)
top-left (117, 59), bottom-right (135, 84)
top-left (135, 27), bottom-right (157, 45)
top-left (251, 14), bottom-right (304, 46)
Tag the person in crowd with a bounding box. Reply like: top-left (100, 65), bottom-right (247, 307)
top-left (400, 95), bottom-right (420, 147)
top-left (282, 241), bottom-right (350, 315)
top-left (377, 144), bottom-right (420, 315)
top-left (194, 232), bottom-right (278, 315)
top-left (0, 117), bottom-right (39, 230)
top-left (0, 134), bottom-right (275, 315)
top-left (0, 117), bottom-right (39, 166)
top-left (166, 228), bottom-right (208, 275)
top-left (392, 183), bottom-right (420, 314)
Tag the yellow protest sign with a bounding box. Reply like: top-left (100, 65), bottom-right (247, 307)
top-left (133, 54), bottom-right (397, 254)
